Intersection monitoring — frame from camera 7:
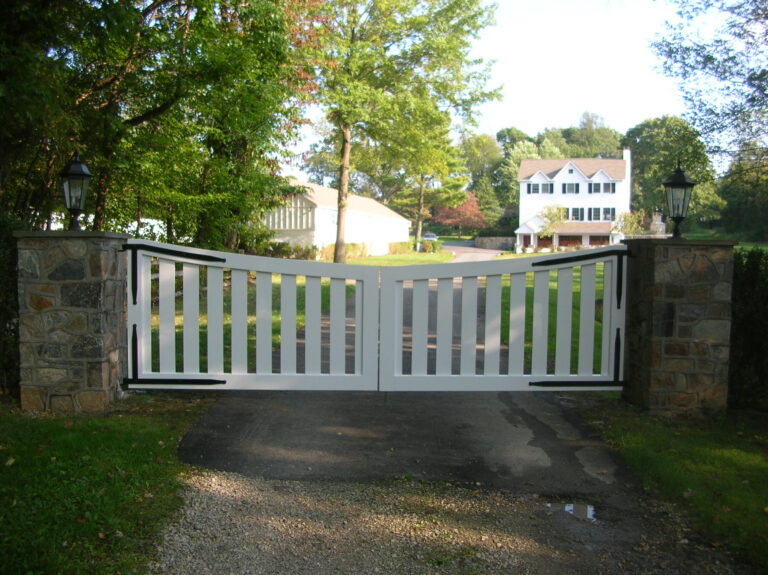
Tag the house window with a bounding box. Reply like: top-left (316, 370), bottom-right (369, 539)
top-left (561, 183), bottom-right (580, 194)
top-left (588, 207), bottom-right (601, 221)
top-left (527, 183), bottom-right (539, 194)
top-left (541, 183), bottom-right (554, 194)
top-left (603, 207), bottom-right (616, 221)
top-left (570, 207), bottom-right (584, 221)
top-left (603, 183), bottom-right (616, 194)
top-left (588, 183), bottom-right (601, 194)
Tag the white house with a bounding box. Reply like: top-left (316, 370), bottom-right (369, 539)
top-left (263, 180), bottom-right (411, 256)
top-left (515, 148), bottom-right (632, 251)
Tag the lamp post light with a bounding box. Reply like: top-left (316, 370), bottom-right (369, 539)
top-left (60, 151), bottom-right (93, 231)
top-left (663, 161), bottom-right (696, 239)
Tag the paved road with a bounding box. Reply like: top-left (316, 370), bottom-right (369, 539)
top-left (178, 390), bottom-right (624, 499)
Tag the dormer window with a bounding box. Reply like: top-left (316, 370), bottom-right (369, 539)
top-left (568, 168), bottom-right (574, 174)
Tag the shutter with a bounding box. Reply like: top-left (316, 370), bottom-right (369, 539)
top-left (611, 183), bottom-right (616, 194)
top-left (527, 183), bottom-right (531, 194)
top-left (562, 183), bottom-right (566, 194)
top-left (576, 183), bottom-right (580, 194)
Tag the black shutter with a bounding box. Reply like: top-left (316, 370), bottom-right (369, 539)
top-left (527, 183), bottom-right (531, 194)
top-left (576, 183), bottom-right (580, 194)
top-left (562, 183), bottom-right (566, 194)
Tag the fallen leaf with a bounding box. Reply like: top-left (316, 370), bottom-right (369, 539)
top-left (75, 515), bottom-right (86, 523)
top-left (98, 532), bottom-right (106, 540)
top-left (143, 492), bottom-right (154, 499)
top-left (5, 457), bottom-right (15, 467)
top-left (64, 421), bottom-right (74, 429)
top-left (683, 489), bottom-right (694, 499)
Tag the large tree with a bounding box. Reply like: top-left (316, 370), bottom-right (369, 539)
top-left (310, 0), bottom-right (497, 262)
top-left (654, 0), bottom-right (768, 154)
top-left (0, 0), bottom-right (308, 246)
top-left (623, 115), bottom-right (723, 221)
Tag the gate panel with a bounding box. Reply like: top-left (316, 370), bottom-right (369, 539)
top-left (125, 240), bottom-right (380, 390)
top-left (378, 247), bottom-right (626, 391)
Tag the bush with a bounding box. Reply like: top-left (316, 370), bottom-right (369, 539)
top-left (729, 247), bottom-right (768, 409)
top-left (476, 227), bottom-right (516, 238)
top-left (319, 243), bottom-right (368, 261)
top-left (388, 242), bottom-right (413, 255)
top-left (250, 242), bottom-right (318, 261)
top-left (419, 240), bottom-right (442, 253)
top-left (0, 213), bottom-right (21, 401)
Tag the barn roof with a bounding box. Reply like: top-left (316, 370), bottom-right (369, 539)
top-left (289, 180), bottom-right (409, 222)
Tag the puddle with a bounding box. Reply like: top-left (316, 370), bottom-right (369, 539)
top-left (546, 502), bottom-right (597, 522)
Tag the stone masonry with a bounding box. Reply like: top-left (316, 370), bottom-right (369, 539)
top-left (15, 232), bottom-right (129, 413)
top-left (622, 239), bottom-right (735, 415)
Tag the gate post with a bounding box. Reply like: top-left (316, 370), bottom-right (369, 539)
top-left (15, 231), bottom-right (129, 413)
top-left (622, 239), bottom-right (735, 415)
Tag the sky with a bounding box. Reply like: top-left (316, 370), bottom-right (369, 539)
top-left (283, 0), bottom-right (687, 180)
top-left (470, 0), bottom-right (686, 138)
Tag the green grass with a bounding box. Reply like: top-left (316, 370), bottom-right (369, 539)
top-left (582, 397), bottom-right (768, 569)
top-left (0, 393), bottom-right (214, 575)
top-left (348, 252), bottom-right (454, 266)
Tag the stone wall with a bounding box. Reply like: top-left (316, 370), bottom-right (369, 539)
top-left (15, 232), bottom-right (129, 413)
top-left (474, 237), bottom-right (515, 250)
top-left (622, 239), bottom-right (735, 415)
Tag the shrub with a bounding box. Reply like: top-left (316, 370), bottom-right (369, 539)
top-left (388, 242), bottom-right (413, 255)
top-left (319, 243), bottom-right (368, 261)
top-left (0, 214), bottom-right (21, 401)
top-left (729, 247), bottom-right (768, 409)
top-left (420, 240), bottom-right (442, 253)
top-left (251, 242), bottom-right (318, 261)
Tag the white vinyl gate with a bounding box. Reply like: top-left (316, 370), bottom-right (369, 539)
top-left (125, 240), bottom-right (626, 392)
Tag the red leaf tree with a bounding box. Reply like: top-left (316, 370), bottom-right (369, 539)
top-left (433, 191), bottom-right (487, 232)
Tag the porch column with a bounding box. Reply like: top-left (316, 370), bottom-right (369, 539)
top-left (15, 232), bottom-right (129, 413)
top-left (622, 239), bottom-right (735, 415)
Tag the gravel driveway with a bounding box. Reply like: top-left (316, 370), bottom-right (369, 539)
top-left (150, 470), bottom-right (758, 575)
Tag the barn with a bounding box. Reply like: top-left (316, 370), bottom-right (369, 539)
top-left (263, 180), bottom-right (411, 256)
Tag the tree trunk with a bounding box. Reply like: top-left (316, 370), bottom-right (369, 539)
top-left (334, 123), bottom-right (352, 263)
top-left (416, 180), bottom-right (426, 243)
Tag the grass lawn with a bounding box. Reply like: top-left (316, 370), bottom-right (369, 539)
top-left (580, 395), bottom-right (768, 570)
top-left (348, 252), bottom-right (454, 266)
top-left (0, 393), bottom-right (215, 574)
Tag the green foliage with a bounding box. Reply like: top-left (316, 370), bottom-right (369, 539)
top-left (538, 205), bottom-right (567, 238)
top-left (0, 213), bottom-right (21, 399)
top-left (252, 242), bottom-right (319, 261)
top-left (719, 148), bottom-right (768, 241)
top-left (310, 0), bottom-right (498, 261)
top-left (623, 116), bottom-right (723, 219)
top-left (0, 395), bottom-right (214, 574)
top-left (654, 0), bottom-right (768, 153)
top-left (612, 210), bottom-right (647, 236)
top-left (590, 402), bottom-right (768, 569)
top-left (730, 247), bottom-right (768, 410)
top-left (0, 0), bottom-right (300, 244)
top-left (388, 242), bottom-right (414, 255)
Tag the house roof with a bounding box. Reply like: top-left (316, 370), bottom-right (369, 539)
top-left (289, 180), bottom-right (409, 222)
top-left (518, 158), bottom-right (626, 181)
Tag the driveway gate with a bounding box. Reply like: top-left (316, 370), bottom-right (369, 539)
top-left (125, 240), bottom-right (626, 392)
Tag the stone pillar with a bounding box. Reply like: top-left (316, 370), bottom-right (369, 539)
top-left (15, 232), bottom-right (129, 413)
top-left (622, 239), bottom-right (735, 415)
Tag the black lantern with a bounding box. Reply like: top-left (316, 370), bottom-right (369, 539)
top-left (60, 151), bottom-right (92, 231)
top-left (663, 161), bottom-right (696, 239)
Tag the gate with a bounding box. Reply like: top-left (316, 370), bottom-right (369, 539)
top-left (125, 240), bottom-right (626, 392)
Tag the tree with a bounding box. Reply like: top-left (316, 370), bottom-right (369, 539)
top-left (538, 205), bottom-right (567, 238)
top-left (433, 191), bottom-right (487, 234)
top-left (558, 113), bottom-right (623, 158)
top-left (719, 146), bottom-right (768, 240)
top-left (309, 0), bottom-right (497, 262)
top-left (623, 116), bottom-right (723, 221)
top-left (613, 210), bottom-right (647, 237)
top-left (0, 0), bottom-right (307, 245)
top-left (654, 0), bottom-right (768, 154)
top-left (473, 173), bottom-right (502, 226)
